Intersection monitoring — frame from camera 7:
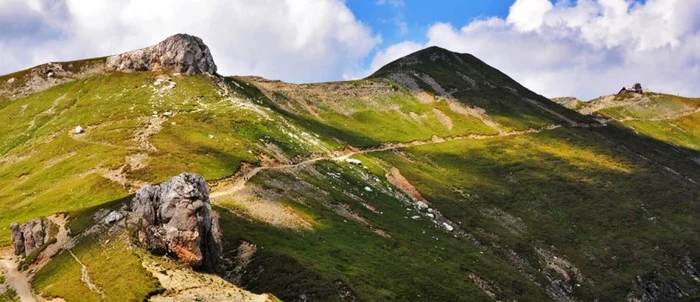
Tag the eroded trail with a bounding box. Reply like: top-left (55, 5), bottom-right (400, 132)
top-left (211, 124), bottom-right (565, 198)
top-left (68, 250), bottom-right (105, 299)
top-left (0, 252), bottom-right (35, 302)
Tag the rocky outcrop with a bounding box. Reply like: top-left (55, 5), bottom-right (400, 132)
top-left (128, 173), bottom-right (222, 271)
top-left (10, 219), bottom-right (47, 255)
top-left (107, 34), bottom-right (217, 75)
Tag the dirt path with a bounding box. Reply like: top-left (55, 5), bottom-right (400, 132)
top-left (211, 124), bottom-right (563, 198)
top-left (68, 250), bottom-right (105, 299)
top-left (0, 252), bottom-right (35, 302)
top-left (616, 108), bottom-right (700, 122)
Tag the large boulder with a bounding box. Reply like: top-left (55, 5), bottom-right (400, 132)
top-left (107, 34), bottom-right (217, 75)
top-left (10, 219), bottom-right (47, 256)
top-left (129, 173), bottom-right (222, 271)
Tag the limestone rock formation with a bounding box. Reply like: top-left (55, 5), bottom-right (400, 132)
top-left (10, 219), bottom-right (47, 255)
top-left (128, 173), bottom-right (222, 271)
top-left (107, 34), bottom-right (217, 75)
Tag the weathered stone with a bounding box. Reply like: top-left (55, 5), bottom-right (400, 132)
top-left (10, 223), bottom-right (24, 255)
top-left (129, 173), bottom-right (222, 271)
top-left (75, 125), bottom-right (84, 134)
top-left (9, 219), bottom-right (46, 256)
top-left (104, 211), bottom-right (123, 224)
top-left (107, 34), bottom-right (217, 75)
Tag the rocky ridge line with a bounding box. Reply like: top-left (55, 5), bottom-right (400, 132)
top-left (107, 33), bottom-right (217, 75)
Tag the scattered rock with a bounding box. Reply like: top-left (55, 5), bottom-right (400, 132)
top-left (75, 125), bottom-right (84, 134)
top-left (10, 219), bottom-right (47, 255)
top-left (107, 34), bottom-right (217, 75)
top-left (442, 222), bottom-right (454, 232)
top-left (128, 173), bottom-right (222, 271)
top-left (104, 211), bottom-right (123, 225)
top-left (364, 186), bottom-right (372, 192)
top-left (345, 158), bottom-right (362, 165)
top-left (6, 77), bottom-right (15, 84)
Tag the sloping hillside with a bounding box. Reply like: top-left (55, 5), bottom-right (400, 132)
top-left (0, 35), bottom-right (699, 302)
top-left (580, 93), bottom-right (700, 152)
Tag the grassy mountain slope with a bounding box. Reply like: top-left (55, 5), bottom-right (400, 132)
top-left (0, 45), bottom-right (699, 302)
top-left (581, 93), bottom-right (700, 151)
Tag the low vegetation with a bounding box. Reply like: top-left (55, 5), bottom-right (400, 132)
top-left (1, 47), bottom-right (699, 301)
top-left (33, 232), bottom-right (160, 302)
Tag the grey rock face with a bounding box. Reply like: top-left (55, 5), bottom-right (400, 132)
top-left (10, 219), bottom-right (47, 255)
top-left (129, 173), bottom-right (222, 271)
top-left (107, 34), bottom-right (217, 75)
top-left (104, 211), bottom-right (123, 225)
top-left (10, 223), bottom-right (24, 255)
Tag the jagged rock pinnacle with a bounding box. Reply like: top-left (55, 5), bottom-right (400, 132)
top-left (107, 34), bottom-right (217, 75)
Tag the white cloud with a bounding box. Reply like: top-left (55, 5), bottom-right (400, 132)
top-left (366, 41), bottom-right (423, 75)
top-left (0, 0), bottom-right (381, 83)
top-left (507, 0), bottom-right (554, 31)
top-left (366, 0), bottom-right (700, 100)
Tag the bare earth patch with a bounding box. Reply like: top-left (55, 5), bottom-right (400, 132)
top-left (125, 153), bottom-right (149, 170)
top-left (432, 108), bottom-right (453, 130)
top-left (133, 115), bottom-right (166, 152)
top-left (386, 167), bottom-right (430, 204)
top-left (213, 185), bottom-right (312, 230)
top-left (143, 261), bottom-right (272, 302)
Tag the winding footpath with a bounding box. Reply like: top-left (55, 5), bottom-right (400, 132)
top-left (0, 253), bottom-right (35, 302)
top-left (211, 124), bottom-right (566, 198)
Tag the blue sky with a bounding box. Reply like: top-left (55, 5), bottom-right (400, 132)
top-left (348, 0), bottom-right (513, 68)
top-left (0, 0), bottom-right (697, 99)
top-left (348, 0), bottom-right (513, 45)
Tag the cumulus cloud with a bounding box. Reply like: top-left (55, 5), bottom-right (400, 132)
top-left (0, 0), bottom-right (381, 83)
top-left (365, 0), bottom-right (700, 100)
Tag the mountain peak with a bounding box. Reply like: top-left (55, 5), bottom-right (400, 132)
top-left (106, 33), bottom-right (217, 75)
top-left (368, 45), bottom-right (529, 96)
top-left (375, 46), bottom-right (464, 72)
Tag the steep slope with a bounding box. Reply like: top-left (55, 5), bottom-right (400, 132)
top-left (369, 46), bottom-right (594, 129)
top-left (0, 36), bottom-right (699, 302)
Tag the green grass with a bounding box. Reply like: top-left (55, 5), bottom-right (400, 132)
top-left (369, 46), bottom-right (590, 129)
top-left (592, 94), bottom-right (700, 151)
top-left (33, 232), bottom-right (160, 302)
top-left (218, 162), bottom-right (549, 301)
top-left (0, 287), bottom-right (18, 302)
top-left (368, 126), bottom-right (700, 300)
top-left (0, 71), bottom-right (341, 244)
top-left (66, 195), bottom-right (131, 236)
top-left (20, 237), bottom-right (57, 271)
top-left (4, 55), bottom-right (700, 301)
top-left (32, 249), bottom-right (102, 302)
